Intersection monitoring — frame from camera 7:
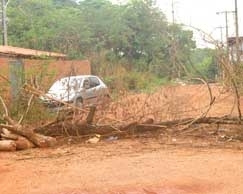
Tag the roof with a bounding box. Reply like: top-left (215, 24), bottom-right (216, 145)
top-left (227, 36), bottom-right (243, 47)
top-left (0, 45), bottom-right (66, 59)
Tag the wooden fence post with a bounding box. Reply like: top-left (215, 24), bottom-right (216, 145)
top-left (9, 58), bottom-right (24, 101)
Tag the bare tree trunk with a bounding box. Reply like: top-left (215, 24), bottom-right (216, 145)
top-left (0, 140), bottom-right (16, 151)
top-left (0, 115), bottom-right (56, 148)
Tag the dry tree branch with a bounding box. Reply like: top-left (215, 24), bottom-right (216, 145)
top-left (0, 74), bottom-right (11, 83)
top-left (115, 93), bottom-right (153, 123)
top-left (191, 78), bottom-right (215, 117)
top-left (217, 56), bottom-right (242, 119)
top-left (24, 83), bottom-right (123, 127)
top-left (0, 95), bottom-right (8, 117)
top-left (94, 124), bottom-right (122, 132)
top-left (174, 78), bottom-right (216, 132)
top-left (0, 123), bottom-right (15, 130)
top-left (86, 106), bottom-right (96, 124)
top-left (185, 24), bottom-right (241, 119)
top-left (229, 94), bottom-right (236, 116)
top-left (184, 25), bottom-right (222, 47)
top-left (137, 92), bottom-right (152, 122)
top-left (231, 80), bottom-right (241, 119)
top-left (18, 94), bottom-right (34, 124)
top-left (18, 76), bottom-right (39, 124)
top-left (23, 83), bottom-right (90, 113)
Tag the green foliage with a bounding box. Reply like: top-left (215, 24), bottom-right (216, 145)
top-left (7, 0), bottom-right (203, 81)
top-left (105, 70), bottom-right (168, 93)
top-left (5, 60), bottom-right (58, 123)
top-left (123, 71), bottom-right (169, 91)
top-left (9, 92), bottom-right (56, 125)
top-left (190, 48), bottom-right (218, 80)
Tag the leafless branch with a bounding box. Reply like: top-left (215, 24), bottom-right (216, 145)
top-left (0, 74), bottom-right (11, 83)
top-left (23, 83), bottom-right (90, 113)
top-left (0, 95), bottom-right (8, 117)
top-left (18, 94), bottom-right (34, 124)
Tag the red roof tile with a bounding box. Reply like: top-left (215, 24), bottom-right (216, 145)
top-left (0, 45), bottom-right (66, 58)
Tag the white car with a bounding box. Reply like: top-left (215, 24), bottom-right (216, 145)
top-left (40, 75), bottom-right (110, 107)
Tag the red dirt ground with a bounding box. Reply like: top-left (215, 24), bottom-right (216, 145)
top-left (1, 138), bottom-right (243, 194)
top-left (1, 84), bottom-right (243, 194)
top-left (100, 83), bottom-right (238, 123)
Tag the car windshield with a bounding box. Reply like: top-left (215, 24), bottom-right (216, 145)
top-left (49, 77), bottom-right (83, 92)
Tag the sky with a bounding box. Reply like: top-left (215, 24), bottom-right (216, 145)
top-left (157, 0), bottom-right (243, 47)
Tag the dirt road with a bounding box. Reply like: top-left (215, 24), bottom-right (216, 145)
top-left (1, 138), bottom-right (243, 194)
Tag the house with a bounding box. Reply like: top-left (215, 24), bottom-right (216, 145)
top-left (227, 36), bottom-right (243, 62)
top-left (0, 46), bottom-right (91, 100)
top-left (0, 45), bottom-right (67, 58)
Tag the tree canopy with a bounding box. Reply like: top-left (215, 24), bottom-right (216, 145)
top-left (6, 0), bottom-right (207, 79)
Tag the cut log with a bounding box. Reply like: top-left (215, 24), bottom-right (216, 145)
top-left (15, 136), bottom-right (35, 150)
top-left (34, 134), bottom-right (57, 148)
top-left (33, 115), bottom-right (243, 140)
top-left (157, 116), bottom-right (243, 126)
top-left (120, 121), bottom-right (138, 131)
top-left (0, 140), bottom-right (16, 151)
top-left (1, 133), bottom-right (18, 140)
top-left (0, 115), bottom-right (57, 148)
top-left (1, 128), bottom-right (19, 140)
top-left (86, 106), bottom-right (96, 124)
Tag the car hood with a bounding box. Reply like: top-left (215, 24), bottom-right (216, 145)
top-left (39, 88), bottom-right (77, 103)
top-left (46, 88), bottom-right (76, 102)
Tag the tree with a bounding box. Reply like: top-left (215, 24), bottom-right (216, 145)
top-left (7, 0), bottom-right (197, 79)
top-left (167, 24), bottom-right (196, 78)
top-left (107, 0), bottom-right (170, 73)
top-left (190, 48), bottom-right (217, 80)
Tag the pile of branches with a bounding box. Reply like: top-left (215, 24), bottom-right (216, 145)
top-left (35, 108), bottom-right (243, 139)
top-left (0, 96), bottom-right (56, 151)
top-left (30, 78), bottom-right (243, 142)
top-left (1, 78), bottom-right (243, 151)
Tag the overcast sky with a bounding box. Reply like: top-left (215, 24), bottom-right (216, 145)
top-left (157, 0), bottom-right (243, 47)
top-left (111, 0), bottom-right (243, 47)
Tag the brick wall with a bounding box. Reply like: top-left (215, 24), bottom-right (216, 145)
top-left (0, 57), bottom-right (91, 99)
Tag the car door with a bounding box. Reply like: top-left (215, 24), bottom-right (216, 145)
top-left (88, 76), bottom-right (102, 104)
top-left (80, 77), bottom-right (96, 104)
top-left (82, 76), bottom-right (105, 105)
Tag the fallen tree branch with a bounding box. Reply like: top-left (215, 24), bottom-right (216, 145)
top-left (217, 56), bottom-right (242, 120)
top-left (86, 106), bottom-right (96, 124)
top-left (0, 140), bottom-right (16, 151)
top-left (158, 116), bottom-right (243, 126)
top-left (23, 84), bottom-right (90, 113)
top-left (0, 96), bottom-right (8, 117)
top-left (0, 74), bottom-right (10, 83)
top-left (18, 94), bottom-right (34, 124)
top-left (0, 115), bottom-right (56, 148)
top-left (176, 78), bottom-right (216, 131)
top-left (34, 112), bottom-right (243, 139)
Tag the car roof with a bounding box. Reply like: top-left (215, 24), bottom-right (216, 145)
top-left (59, 75), bottom-right (98, 80)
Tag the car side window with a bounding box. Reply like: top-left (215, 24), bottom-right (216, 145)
top-left (70, 78), bottom-right (78, 90)
top-left (83, 79), bottom-right (90, 89)
top-left (89, 77), bottom-right (100, 88)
